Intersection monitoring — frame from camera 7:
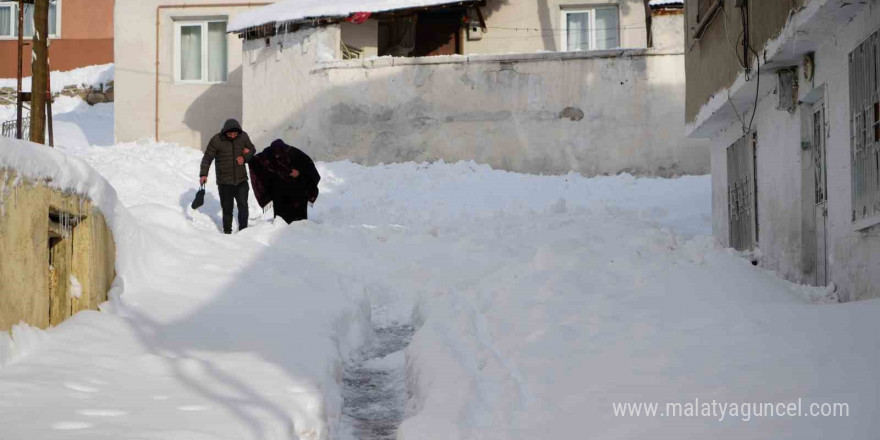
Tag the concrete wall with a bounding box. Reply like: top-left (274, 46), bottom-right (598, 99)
top-left (114, 1), bottom-right (268, 150)
top-left (0, 172), bottom-right (116, 331)
top-left (684, 0), bottom-right (805, 123)
top-left (242, 24), bottom-right (709, 177)
top-left (0, 0), bottom-right (114, 78)
top-left (651, 9), bottom-right (684, 52)
top-left (709, 5), bottom-right (880, 301)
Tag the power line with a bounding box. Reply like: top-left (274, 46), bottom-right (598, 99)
top-left (486, 25), bottom-right (649, 32)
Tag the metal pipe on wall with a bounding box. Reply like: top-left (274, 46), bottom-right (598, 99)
top-left (154, 2), bottom-right (271, 142)
top-left (15, 0), bottom-right (25, 139)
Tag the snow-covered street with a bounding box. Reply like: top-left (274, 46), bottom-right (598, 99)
top-left (1, 94), bottom-right (879, 440)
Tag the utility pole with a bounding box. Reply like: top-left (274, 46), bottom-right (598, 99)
top-left (29, 0), bottom-right (48, 145)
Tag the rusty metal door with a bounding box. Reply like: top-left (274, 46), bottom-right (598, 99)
top-left (727, 134), bottom-right (758, 251)
top-left (813, 101), bottom-right (828, 286)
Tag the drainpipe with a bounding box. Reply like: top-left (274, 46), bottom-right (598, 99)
top-left (155, 3), bottom-right (271, 141)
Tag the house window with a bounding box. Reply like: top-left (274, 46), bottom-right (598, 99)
top-left (174, 19), bottom-right (228, 83)
top-left (0, 0), bottom-right (60, 38)
top-left (562, 6), bottom-right (619, 51)
top-left (849, 30), bottom-right (880, 227)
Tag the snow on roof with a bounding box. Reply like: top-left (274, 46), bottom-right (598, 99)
top-left (228, 0), bottom-right (470, 32)
top-left (0, 137), bottom-right (134, 255)
top-left (649, 0), bottom-right (684, 6)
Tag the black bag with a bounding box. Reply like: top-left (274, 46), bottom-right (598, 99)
top-left (191, 184), bottom-right (206, 210)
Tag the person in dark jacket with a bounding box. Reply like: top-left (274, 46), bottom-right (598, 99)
top-left (199, 119), bottom-right (256, 234)
top-left (248, 139), bottom-right (320, 224)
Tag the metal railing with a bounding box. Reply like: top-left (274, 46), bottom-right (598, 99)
top-left (1, 117), bottom-right (29, 139)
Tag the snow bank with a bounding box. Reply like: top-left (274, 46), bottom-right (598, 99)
top-left (2, 110), bottom-right (878, 439)
top-left (0, 139), bottom-right (373, 440)
top-left (0, 63), bottom-right (114, 93)
top-left (229, 0), bottom-right (464, 31)
top-left (0, 137), bottom-right (132, 239)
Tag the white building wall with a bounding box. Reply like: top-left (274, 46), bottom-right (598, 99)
top-left (242, 24), bottom-right (708, 177)
top-left (114, 1), bottom-right (269, 150)
top-left (462, 0), bottom-right (650, 53)
top-left (651, 11), bottom-right (684, 52)
top-left (709, 4), bottom-right (880, 301)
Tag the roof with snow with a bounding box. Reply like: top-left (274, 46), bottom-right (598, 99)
top-left (228, 0), bottom-right (473, 32)
top-left (649, 0), bottom-right (684, 6)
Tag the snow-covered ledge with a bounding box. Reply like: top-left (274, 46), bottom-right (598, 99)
top-left (313, 48), bottom-right (683, 73)
top-left (686, 0), bottom-right (865, 139)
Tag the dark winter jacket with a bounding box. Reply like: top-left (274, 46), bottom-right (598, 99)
top-left (200, 119), bottom-right (256, 185)
top-left (248, 139), bottom-right (321, 219)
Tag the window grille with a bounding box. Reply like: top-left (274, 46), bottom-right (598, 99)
top-left (728, 133), bottom-right (758, 251)
top-left (849, 30), bottom-right (880, 224)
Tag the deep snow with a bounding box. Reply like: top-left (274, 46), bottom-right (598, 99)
top-left (0, 63), bottom-right (114, 93)
top-left (1, 91), bottom-right (879, 440)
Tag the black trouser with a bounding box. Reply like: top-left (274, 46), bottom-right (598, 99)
top-left (218, 182), bottom-right (249, 234)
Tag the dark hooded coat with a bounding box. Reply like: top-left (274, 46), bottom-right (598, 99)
top-left (248, 139), bottom-right (320, 223)
top-left (200, 119), bottom-right (256, 185)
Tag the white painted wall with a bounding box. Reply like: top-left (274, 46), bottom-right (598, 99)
top-left (463, 0), bottom-right (650, 53)
top-left (114, 1), bottom-right (269, 150)
top-left (708, 4), bottom-right (880, 301)
top-left (651, 11), bottom-right (684, 52)
top-left (242, 24), bottom-right (707, 177)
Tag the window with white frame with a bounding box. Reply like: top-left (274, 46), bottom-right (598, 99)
top-left (174, 19), bottom-right (228, 83)
top-left (562, 6), bottom-right (619, 51)
top-left (0, 0), bottom-right (60, 38)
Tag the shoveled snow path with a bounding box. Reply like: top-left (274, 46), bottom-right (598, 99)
top-left (342, 308), bottom-right (414, 440)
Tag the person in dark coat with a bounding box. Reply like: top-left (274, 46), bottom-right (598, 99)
top-left (199, 119), bottom-right (256, 234)
top-left (248, 139), bottom-right (320, 224)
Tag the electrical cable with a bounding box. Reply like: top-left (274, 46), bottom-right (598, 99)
top-left (744, 1), bottom-right (760, 135)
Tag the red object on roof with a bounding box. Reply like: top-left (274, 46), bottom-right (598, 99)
top-left (346, 12), bottom-right (372, 24)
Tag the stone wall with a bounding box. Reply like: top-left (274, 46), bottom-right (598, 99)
top-left (0, 171), bottom-right (116, 331)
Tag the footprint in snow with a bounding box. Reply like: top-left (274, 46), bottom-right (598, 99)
top-left (64, 382), bottom-right (99, 393)
top-left (52, 422), bottom-right (93, 430)
top-left (177, 405), bottom-right (210, 412)
top-left (78, 409), bottom-right (128, 417)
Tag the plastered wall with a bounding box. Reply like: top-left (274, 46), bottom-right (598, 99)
top-left (709, 5), bottom-right (880, 301)
top-left (242, 24), bottom-right (708, 177)
top-left (114, 1), bottom-right (268, 150)
top-left (0, 172), bottom-right (116, 331)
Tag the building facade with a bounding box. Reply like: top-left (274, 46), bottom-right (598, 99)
top-left (114, 0), bottom-right (269, 150)
top-left (685, 0), bottom-right (880, 301)
top-left (222, 0), bottom-right (709, 177)
top-left (114, 0), bottom-right (708, 178)
top-left (0, 0), bottom-right (114, 78)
